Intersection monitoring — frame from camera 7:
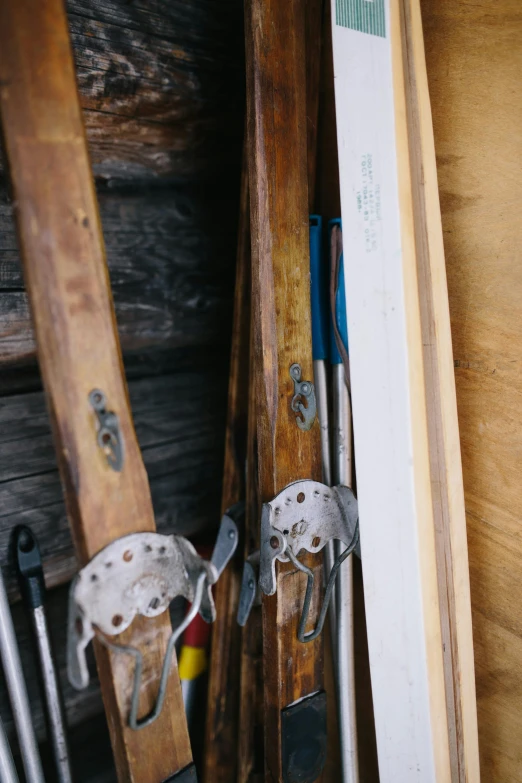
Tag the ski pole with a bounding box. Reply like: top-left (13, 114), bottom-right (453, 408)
top-left (330, 218), bottom-right (359, 783)
top-left (0, 565), bottom-right (44, 783)
top-left (14, 526), bottom-right (73, 783)
top-left (0, 714), bottom-right (18, 783)
top-left (310, 215), bottom-right (332, 488)
top-left (310, 215), bottom-right (337, 655)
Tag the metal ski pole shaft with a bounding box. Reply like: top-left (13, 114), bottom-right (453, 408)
top-left (0, 566), bottom-right (45, 783)
top-left (330, 218), bottom-right (359, 783)
top-left (14, 526), bottom-right (73, 783)
top-left (0, 714), bottom-right (19, 783)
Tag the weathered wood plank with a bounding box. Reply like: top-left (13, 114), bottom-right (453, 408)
top-left (0, 371), bottom-right (226, 599)
top-left (0, 186), bottom-right (236, 365)
top-left (0, 0), bottom-right (244, 183)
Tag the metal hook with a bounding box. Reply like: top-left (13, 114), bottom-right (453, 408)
top-left (89, 389), bottom-right (124, 472)
top-left (286, 520), bottom-right (359, 643)
top-left (290, 364), bottom-right (317, 431)
top-left (97, 570), bottom-right (207, 731)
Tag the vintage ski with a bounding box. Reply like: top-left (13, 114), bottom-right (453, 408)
top-left (330, 0), bottom-right (479, 780)
top-left (0, 2), bottom-right (237, 781)
top-left (203, 151), bottom-right (251, 783)
top-left (243, 0), bottom-right (360, 780)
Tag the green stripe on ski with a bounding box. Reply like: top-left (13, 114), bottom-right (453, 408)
top-left (336, 0), bottom-right (386, 38)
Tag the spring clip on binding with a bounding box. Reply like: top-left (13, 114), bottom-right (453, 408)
top-left (238, 480), bottom-right (360, 641)
top-left (67, 506), bottom-right (241, 730)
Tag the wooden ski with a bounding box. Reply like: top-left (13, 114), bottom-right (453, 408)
top-left (0, 1), bottom-right (194, 781)
top-left (245, 0), bottom-right (326, 781)
top-left (203, 151), bottom-right (251, 783)
top-left (330, 0), bottom-right (479, 779)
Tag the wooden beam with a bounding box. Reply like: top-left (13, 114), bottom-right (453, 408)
top-left (245, 0), bottom-right (325, 780)
top-left (399, 0), bottom-right (480, 778)
top-left (0, 1), bottom-right (192, 779)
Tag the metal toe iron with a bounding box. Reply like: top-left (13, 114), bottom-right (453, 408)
top-left (67, 508), bottom-right (240, 730)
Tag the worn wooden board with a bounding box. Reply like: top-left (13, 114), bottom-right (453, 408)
top-left (421, 1), bottom-right (522, 780)
top-left (0, 0), bottom-right (243, 183)
top-left (0, 0), bottom-right (194, 776)
top-left (0, 185), bottom-right (236, 365)
top-left (0, 372), bottom-right (226, 599)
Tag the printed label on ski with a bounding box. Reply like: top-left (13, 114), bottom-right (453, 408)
top-left (336, 0), bottom-right (386, 38)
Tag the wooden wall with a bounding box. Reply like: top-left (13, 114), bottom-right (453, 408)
top-left (1, 0), bottom-right (520, 780)
top-left (0, 0), bottom-right (244, 779)
top-left (422, 1), bottom-right (522, 780)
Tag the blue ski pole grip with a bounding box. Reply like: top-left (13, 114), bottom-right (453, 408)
top-left (310, 215), bottom-right (329, 361)
top-left (329, 218), bottom-right (349, 365)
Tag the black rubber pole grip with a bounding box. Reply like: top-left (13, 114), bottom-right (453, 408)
top-left (14, 525), bottom-right (45, 609)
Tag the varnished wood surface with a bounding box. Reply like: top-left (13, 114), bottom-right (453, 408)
top-left (203, 152), bottom-right (250, 783)
top-left (421, 1), bottom-right (522, 780)
top-left (399, 0), bottom-right (480, 778)
top-left (246, 0), bottom-right (324, 780)
top-left (0, 186), bottom-right (236, 364)
top-left (0, 0), bottom-right (191, 778)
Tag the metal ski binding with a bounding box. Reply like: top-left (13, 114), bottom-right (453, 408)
top-left (67, 508), bottom-right (240, 730)
top-left (239, 480), bottom-right (359, 642)
top-left (237, 550), bottom-right (260, 627)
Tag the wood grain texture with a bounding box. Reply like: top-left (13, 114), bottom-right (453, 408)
top-left (399, 0), bottom-right (480, 779)
top-left (0, 0), bottom-right (244, 184)
top-left (421, 1), bottom-right (522, 780)
top-left (237, 304), bottom-right (264, 783)
top-left (0, 372), bottom-right (226, 600)
top-left (203, 152), bottom-right (250, 783)
top-left (305, 0), bottom-right (325, 213)
top-left (0, 1), bottom-right (191, 778)
top-left (245, 0), bottom-right (324, 780)
top-left (0, 185), bottom-right (236, 365)
top-left (392, 2), bottom-right (452, 775)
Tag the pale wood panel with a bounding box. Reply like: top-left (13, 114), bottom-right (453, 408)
top-left (422, 1), bottom-right (522, 780)
top-left (400, 0), bottom-right (479, 777)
